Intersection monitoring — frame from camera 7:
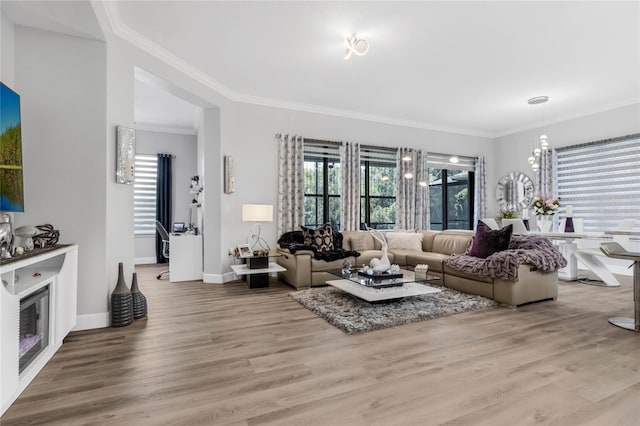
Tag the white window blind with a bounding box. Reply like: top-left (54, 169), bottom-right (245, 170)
top-left (556, 135), bottom-right (640, 231)
top-left (304, 140), bottom-right (341, 160)
top-left (361, 145), bottom-right (396, 165)
top-left (427, 153), bottom-right (476, 171)
top-left (134, 154), bottom-right (157, 236)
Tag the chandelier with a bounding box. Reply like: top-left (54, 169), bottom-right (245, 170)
top-left (526, 96), bottom-right (550, 172)
top-left (344, 33), bottom-right (369, 60)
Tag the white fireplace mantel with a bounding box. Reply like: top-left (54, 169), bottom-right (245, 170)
top-left (0, 244), bottom-right (78, 416)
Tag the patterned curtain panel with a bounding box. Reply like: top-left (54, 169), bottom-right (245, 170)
top-left (414, 150), bottom-right (429, 230)
top-left (277, 135), bottom-right (304, 236)
top-left (536, 149), bottom-right (557, 197)
top-left (473, 156), bottom-right (487, 229)
top-left (396, 148), bottom-right (416, 229)
top-left (340, 141), bottom-right (361, 231)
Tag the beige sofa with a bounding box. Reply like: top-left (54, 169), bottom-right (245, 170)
top-left (277, 229), bottom-right (558, 306)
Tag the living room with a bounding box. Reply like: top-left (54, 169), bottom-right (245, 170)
top-left (1, 1), bottom-right (639, 424)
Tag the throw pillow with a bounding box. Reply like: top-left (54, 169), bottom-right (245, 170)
top-left (385, 232), bottom-right (424, 251)
top-left (302, 223), bottom-right (334, 251)
top-left (350, 236), bottom-right (368, 252)
top-left (467, 221), bottom-right (513, 259)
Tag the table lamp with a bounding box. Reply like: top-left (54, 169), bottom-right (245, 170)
top-left (242, 204), bottom-right (273, 251)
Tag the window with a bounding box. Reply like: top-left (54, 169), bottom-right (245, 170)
top-left (303, 142), bottom-right (341, 228)
top-left (428, 154), bottom-right (475, 230)
top-left (360, 146), bottom-right (396, 229)
top-left (133, 154), bottom-right (157, 235)
top-left (556, 135), bottom-right (640, 231)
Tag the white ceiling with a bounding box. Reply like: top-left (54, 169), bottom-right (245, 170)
top-left (4, 1), bottom-right (640, 137)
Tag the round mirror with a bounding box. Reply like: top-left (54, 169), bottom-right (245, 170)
top-left (496, 171), bottom-right (535, 212)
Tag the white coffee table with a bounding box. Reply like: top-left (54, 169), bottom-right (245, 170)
top-left (326, 269), bottom-right (441, 303)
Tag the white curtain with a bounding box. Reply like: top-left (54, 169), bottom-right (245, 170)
top-left (473, 156), bottom-right (487, 229)
top-left (536, 149), bottom-right (557, 198)
top-left (340, 141), bottom-right (361, 231)
top-left (277, 134), bottom-right (304, 235)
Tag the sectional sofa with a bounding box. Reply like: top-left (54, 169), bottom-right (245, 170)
top-left (276, 229), bottom-right (559, 306)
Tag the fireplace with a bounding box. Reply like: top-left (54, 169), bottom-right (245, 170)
top-left (19, 285), bottom-right (50, 374)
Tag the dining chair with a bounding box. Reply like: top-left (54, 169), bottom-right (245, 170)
top-left (480, 218), bottom-right (500, 230)
top-left (501, 218), bottom-right (529, 235)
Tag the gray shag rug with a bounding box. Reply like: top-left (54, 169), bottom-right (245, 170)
top-left (289, 285), bottom-right (498, 334)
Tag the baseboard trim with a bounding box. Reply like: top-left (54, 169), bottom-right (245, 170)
top-left (73, 312), bottom-right (109, 331)
top-left (135, 257), bottom-right (157, 265)
top-left (203, 272), bottom-right (236, 283)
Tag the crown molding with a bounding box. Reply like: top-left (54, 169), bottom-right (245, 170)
top-left (495, 98), bottom-right (640, 139)
top-left (96, 1), bottom-right (493, 140)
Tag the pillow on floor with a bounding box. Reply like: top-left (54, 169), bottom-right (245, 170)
top-left (385, 232), bottom-right (424, 251)
top-left (467, 221), bottom-right (513, 259)
top-left (302, 223), bottom-right (334, 251)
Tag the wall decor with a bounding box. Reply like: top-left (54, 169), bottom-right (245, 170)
top-left (116, 126), bottom-right (136, 184)
top-left (224, 155), bottom-right (235, 194)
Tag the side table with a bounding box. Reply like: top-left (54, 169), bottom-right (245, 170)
top-left (230, 262), bottom-right (286, 288)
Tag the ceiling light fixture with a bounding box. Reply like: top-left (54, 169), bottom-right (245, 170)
top-left (344, 33), bottom-right (369, 60)
top-left (449, 156), bottom-right (459, 164)
top-left (526, 96), bottom-right (551, 172)
top-left (381, 173), bottom-right (389, 181)
top-left (419, 181), bottom-right (428, 187)
top-left (404, 172), bottom-right (413, 179)
top-left (402, 155), bottom-right (412, 162)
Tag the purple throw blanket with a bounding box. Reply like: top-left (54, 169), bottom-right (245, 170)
top-left (444, 234), bottom-right (567, 281)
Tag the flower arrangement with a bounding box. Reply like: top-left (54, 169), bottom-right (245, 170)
top-left (532, 195), bottom-right (560, 216)
top-left (498, 209), bottom-right (518, 219)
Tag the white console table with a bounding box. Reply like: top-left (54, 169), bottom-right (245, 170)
top-left (0, 244), bottom-right (78, 415)
top-left (169, 234), bottom-right (202, 282)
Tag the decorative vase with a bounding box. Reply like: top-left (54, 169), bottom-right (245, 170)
top-left (130, 272), bottom-right (148, 320)
top-left (564, 216), bottom-right (575, 232)
top-left (537, 216), bottom-right (552, 233)
top-left (110, 262), bottom-right (133, 327)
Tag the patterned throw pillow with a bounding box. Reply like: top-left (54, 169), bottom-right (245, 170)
top-left (467, 221), bottom-right (513, 259)
top-left (302, 223), bottom-right (334, 251)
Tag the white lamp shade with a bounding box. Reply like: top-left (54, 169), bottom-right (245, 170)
top-left (242, 204), bottom-right (273, 222)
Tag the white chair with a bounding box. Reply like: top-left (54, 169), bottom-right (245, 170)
top-left (480, 218), bottom-right (500, 230)
top-left (574, 219), bottom-right (636, 287)
top-left (501, 218), bottom-right (529, 235)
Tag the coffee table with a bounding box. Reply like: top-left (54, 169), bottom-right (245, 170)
top-left (326, 269), bottom-right (441, 303)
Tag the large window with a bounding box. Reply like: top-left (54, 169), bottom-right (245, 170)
top-left (360, 147), bottom-right (396, 229)
top-left (303, 142), bottom-right (341, 228)
top-left (133, 154), bottom-right (157, 235)
top-left (556, 135), bottom-right (640, 231)
top-left (428, 154), bottom-right (475, 230)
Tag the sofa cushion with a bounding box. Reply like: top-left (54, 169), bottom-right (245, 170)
top-left (432, 232), bottom-right (473, 255)
top-left (467, 222), bottom-right (512, 259)
top-left (406, 251), bottom-right (450, 273)
top-left (385, 232), bottom-right (424, 251)
top-left (302, 223), bottom-right (334, 251)
top-left (350, 236), bottom-right (368, 252)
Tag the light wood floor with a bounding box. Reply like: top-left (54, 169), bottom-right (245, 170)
top-left (2, 265), bottom-right (639, 425)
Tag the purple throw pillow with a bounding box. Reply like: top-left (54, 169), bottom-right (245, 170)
top-left (468, 221), bottom-right (513, 259)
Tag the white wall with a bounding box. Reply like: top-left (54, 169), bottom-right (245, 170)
top-left (0, 10), bottom-right (15, 85)
top-left (491, 103), bottom-right (640, 218)
top-left (12, 26), bottom-right (108, 325)
top-left (134, 130), bottom-right (198, 263)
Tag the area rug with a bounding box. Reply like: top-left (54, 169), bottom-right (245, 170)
top-left (289, 285), bottom-right (498, 334)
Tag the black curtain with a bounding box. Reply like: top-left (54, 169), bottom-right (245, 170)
top-left (156, 153), bottom-right (173, 263)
